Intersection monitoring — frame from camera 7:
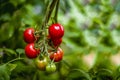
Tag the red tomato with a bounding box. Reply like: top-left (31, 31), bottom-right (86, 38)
top-left (52, 38), bottom-right (62, 47)
top-left (23, 28), bottom-right (36, 43)
top-left (25, 43), bottom-right (40, 59)
top-left (49, 23), bottom-right (64, 39)
top-left (50, 47), bottom-right (63, 62)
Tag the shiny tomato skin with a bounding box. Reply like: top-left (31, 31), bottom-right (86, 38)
top-left (23, 28), bottom-right (36, 43)
top-left (49, 23), bottom-right (64, 39)
top-left (25, 43), bottom-right (40, 59)
top-left (52, 38), bottom-right (62, 47)
top-left (50, 47), bottom-right (63, 62)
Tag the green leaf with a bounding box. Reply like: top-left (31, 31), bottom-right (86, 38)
top-left (0, 23), bottom-right (14, 42)
top-left (0, 63), bottom-right (17, 80)
top-left (111, 30), bottom-right (120, 46)
top-left (83, 30), bottom-right (99, 47)
top-left (0, 13), bottom-right (11, 21)
top-left (16, 48), bottom-right (25, 55)
top-left (9, 0), bottom-right (25, 7)
top-left (67, 69), bottom-right (91, 80)
top-left (44, 0), bottom-right (50, 5)
top-left (4, 48), bottom-right (17, 56)
top-left (0, 65), bottom-right (9, 80)
top-left (97, 68), bottom-right (113, 76)
top-left (7, 63), bottom-right (17, 72)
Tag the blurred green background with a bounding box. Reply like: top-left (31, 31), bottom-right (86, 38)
top-left (0, 0), bottom-right (120, 80)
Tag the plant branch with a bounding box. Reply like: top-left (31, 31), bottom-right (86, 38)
top-left (6, 58), bottom-right (25, 64)
top-left (54, 0), bottom-right (59, 23)
top-left (41, 0), bottom-right (58, 29)
top-left (39, 0), bottom-right (59, 57)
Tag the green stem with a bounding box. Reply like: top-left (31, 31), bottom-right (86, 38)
top-left (6, 58), bottom-right (24, 64)
top-left (70, 69), bottom-right (92, 80)
top-left (41, 0), bottom-right (58, 29)
top-left (54, 0), bottom-right (59, 23)
top-left (40, 0), bottom-right (59, 58)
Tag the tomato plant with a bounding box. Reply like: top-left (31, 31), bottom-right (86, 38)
top-left (1, 0), bottom-right (119, 80)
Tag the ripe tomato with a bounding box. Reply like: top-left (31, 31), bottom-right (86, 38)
top-left (47, 35), bottom-right (62, 47)
top-left (35, 57), bottom-right (48, 70)
top-left (50, 47), bottom-right (63, 62)
top-left (25, 43), bottom-right (40, 59)
top-left (23, 28), bottom-right (36, 43)
top-left (46, 63), bottom-right (56, 73)
top-left (49, 23), bottom-right (64, 39)
top-left (52, 38), bottom-right (62, 47)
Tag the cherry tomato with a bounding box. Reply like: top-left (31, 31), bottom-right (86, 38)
top-left (25, 43), bottom-right (40, 59)
top-left (46, 63), bottom-right (56, 73)
top-left (50, 47), bottom-right (63, 62)
top-left (23, 28), bottom-right (36, 43)
top-left (35, 57), bottom-right (48, 70)
top-left (47, 34), bottom-right (62, 47)
top-left (49, 23), bottom-right (64, 39)
top-left (52, 38), bottom-right (62, 47)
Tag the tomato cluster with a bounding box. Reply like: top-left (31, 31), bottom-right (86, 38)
top-left (23, 23), bottom-right (64, 73)
top-left (24, 28), bottom-right (40, 59)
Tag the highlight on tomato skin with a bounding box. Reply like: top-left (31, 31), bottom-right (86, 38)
top-left (49, 23), bottom-right (64, 40)
top-left (25, 43), bottom-right (40, 59)
top-left (23, 28), bottom-right (36, 43)
top-left (50, 47), bottom-right (64, 62)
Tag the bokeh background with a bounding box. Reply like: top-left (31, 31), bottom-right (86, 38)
top-left (0, 0), bottom-right (120, 80)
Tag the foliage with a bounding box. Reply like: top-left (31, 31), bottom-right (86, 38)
top-left (0, 0), bottom-right (120, 80)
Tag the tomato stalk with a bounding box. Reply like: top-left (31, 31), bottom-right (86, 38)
top-left (6, 58), bottom-right (25, 65)
top-left (41, 0), bottom-right (59, 29)
top-left (54, 0), bottom-right (60, 23)
top-left (41, 0), bottom-right (59, 55)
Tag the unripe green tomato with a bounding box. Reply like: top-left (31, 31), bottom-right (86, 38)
top-left (35, 57), bottom-right (48, 71)
top-left (46, 63), bottom-right (56, 73)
